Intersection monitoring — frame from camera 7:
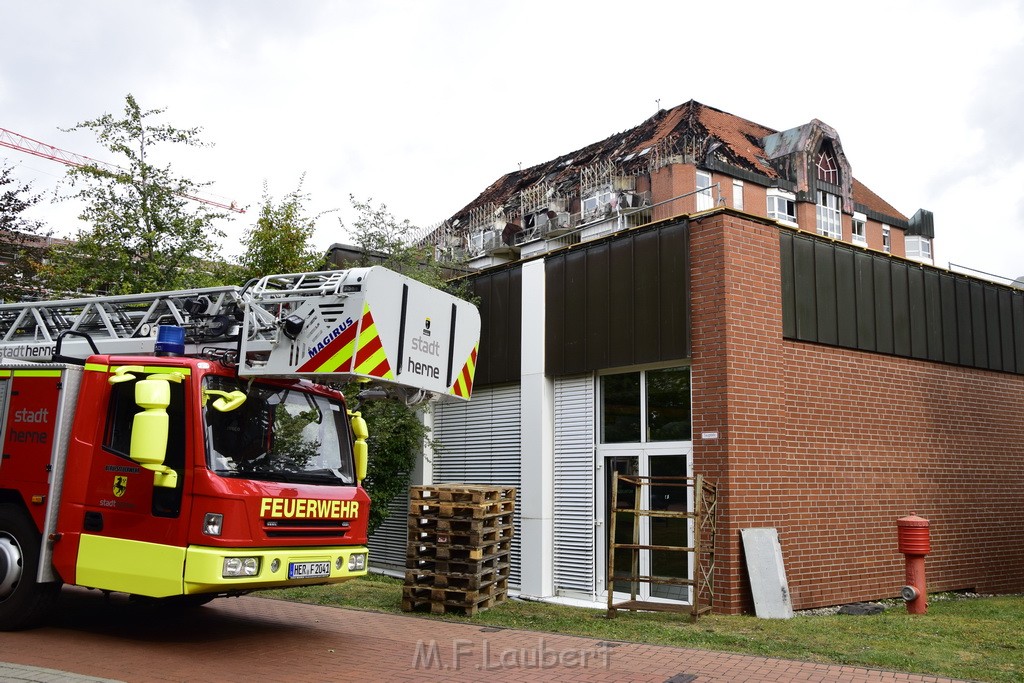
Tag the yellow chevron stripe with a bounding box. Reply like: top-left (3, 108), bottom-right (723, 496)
top-left (357, 323), bottom-right (378, 348)
top-left (315, 338), bottom-right (356, 373)
top-left (354, 347), bottom-right (389, 375)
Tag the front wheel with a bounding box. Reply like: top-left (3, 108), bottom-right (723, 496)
top-left (0, 505), bottom-right (60, 630)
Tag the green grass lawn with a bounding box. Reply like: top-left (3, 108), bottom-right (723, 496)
top-left (270, 574), bottom-right (1024, 682)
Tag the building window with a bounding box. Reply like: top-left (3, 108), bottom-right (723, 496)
top-left (906, 236), bottom-right (932, 263)
top-left (600, 367), bottom-right (691, 444)
top-left (582, 191), bottom-right (615, 222)
top-left (732, 179), bottom-right (744, 211)
top-left (852, 212), bottom-right (867, 246)
top-left (816, 190), bottom-right (842, 239)
top-left (882, 225), bottom-right (891, 253)
top-left (696, 171), bottom-right (713, 211)
top-left (817, 146), bottom-right (840, 184)
top-left (767, 189), bottom-right (797, 226)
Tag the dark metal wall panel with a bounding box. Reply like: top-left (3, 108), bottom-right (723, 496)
top-left (891, 262), bottom-right (911, 357)
top-left (955, 279), bottom-right (974, 366)
top-left (999, 290), bottom-right (1015, 373)
top-left (814, 241), bottom-right (838, 346)
top-left (793, 236), bottom-right (818, 342)
top-left (633, 229), bottom-right (663, 363)
top-left (563, 250), bottom-right (589, 375)
top-left (545, 258), bottom-right (566, 375)
top-left (970, 282), bottom-right (988, 369)
top-left (780, 233), bottom-right (797, 338)
top-left (608, 238), bottom-right (635, 368)
top-left (907, 268), bottom-right (928, 360)
top-left (1014, 295), bottom-right (1024, 374)
top-left (873, 259), bottom-right (894, 355)
top-left (834, 248), bottom-right (858, 347)
top-left (545, 220), bottom-right (691, 376)
top-left (585, 247), bottom-right (610, 371)
top-left (854, 251), bottom-right (877, 351)
top-left (939, 275), bottom-right (959, 364)
top-left (923, 271), bottom-right (944, 362)
top-left (779, 231), bottom-right (1024, 376)
top-left (657, 223), bottom-right (691, 361)
top-left (984, 286), bottom-right (1002, 371)
top-left (470, 267), bottom-right (522, 387)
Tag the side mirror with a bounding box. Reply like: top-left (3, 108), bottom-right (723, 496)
top-left (353, 441), bottom-right (368, 482)
top-left (203, 389), bottom-right (247, 412)
top-left (130, 379), bottom-right (177, 488)
top-left (349, 411), bottom-right (369, 482)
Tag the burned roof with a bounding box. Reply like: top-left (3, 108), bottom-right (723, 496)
top-left (448, 100), bottom-right (776, 220)
top-left (445, 99), bottom-right (907, 225)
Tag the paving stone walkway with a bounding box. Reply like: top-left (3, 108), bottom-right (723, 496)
top-left (0, 589), bottom-right (967, 682)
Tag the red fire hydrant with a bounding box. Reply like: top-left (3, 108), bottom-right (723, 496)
top-left (896, 513), bottom-right (930, 614)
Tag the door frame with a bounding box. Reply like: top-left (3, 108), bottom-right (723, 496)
top-left (595, 442), bottom-right (693, 603)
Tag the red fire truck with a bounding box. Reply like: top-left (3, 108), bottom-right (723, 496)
top-left (0, 267), bottom-right (480, 629)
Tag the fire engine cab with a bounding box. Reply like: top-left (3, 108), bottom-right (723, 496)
top-left (0, 267), bottom-right (480, 629)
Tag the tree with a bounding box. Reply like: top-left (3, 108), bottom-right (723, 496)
top-left (344, 195), bottom-right (450, 289)
top-left (39, 94), bottom-right (231, 295)
top-left (237, 176), bottom-right (328, 282)
top-left (340, 197), bottom-right (476, 534)
top-left (0, 164), bottom-right (49, 302)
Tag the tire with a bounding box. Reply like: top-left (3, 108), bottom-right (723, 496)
top-left (0, 504), bottom-right (60, 630)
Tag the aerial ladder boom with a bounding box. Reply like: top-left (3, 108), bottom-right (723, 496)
top-left (0, 267), bottom-right (481, 402)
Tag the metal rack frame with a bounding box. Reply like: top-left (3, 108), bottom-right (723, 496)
top-left (607, 473), bottom-right (717, 621)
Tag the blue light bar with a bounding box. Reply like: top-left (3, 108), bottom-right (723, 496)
top-left (155, 325), bottom-right (186, 356)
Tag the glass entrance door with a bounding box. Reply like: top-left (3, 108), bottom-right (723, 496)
top-left (597, 448), bottom-right (691, 602)
top-left (605, 456), bottom-right (639, 596)
top-left (649, 454), bottom-right (690, 600)
top-left (595, 365), bottom-right (693, 603)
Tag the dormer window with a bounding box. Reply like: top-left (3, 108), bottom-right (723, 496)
top-left (816, 145), bottom-right (840, 185)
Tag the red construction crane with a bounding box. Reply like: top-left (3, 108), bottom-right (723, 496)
top-left (0, 125), bottom-right (244, 213)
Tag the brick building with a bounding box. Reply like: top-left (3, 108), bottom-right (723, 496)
top-left (369, 101), bottom-right (1024, 614)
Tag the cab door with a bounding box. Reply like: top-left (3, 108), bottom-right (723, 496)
top-left (75, 370), bottom-right (192, 597)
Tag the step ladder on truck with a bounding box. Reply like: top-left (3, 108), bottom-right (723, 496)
top-left (0, 267), bottom-right (480, 629)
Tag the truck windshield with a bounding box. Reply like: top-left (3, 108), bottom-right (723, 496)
top-left (203, 376), bottom-right (354, 485)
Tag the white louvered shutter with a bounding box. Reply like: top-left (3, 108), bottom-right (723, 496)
top-left (367, 490), bottom-right (410, 574)
top-left (553, 374), bottom-right (596, 596)
top-left (433, 383), bottom-right (522, 587)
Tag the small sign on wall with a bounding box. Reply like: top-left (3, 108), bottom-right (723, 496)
top-left (701, 431), bottom-right (719, 440)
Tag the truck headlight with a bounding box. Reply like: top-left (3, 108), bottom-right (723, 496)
top-left (223, 557), bottom-right (260, 577)
top-left (347, 553), bottom-right (366, 571)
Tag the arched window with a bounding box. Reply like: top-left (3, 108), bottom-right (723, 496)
top-left (817, 146), bottom-right (839, 185)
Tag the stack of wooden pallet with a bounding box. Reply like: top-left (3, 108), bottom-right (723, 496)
top-left (402, 484), bottom-right (515, 616)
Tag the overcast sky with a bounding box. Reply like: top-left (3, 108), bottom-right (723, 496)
top-left (2, 0), bottom-right (1022, 282)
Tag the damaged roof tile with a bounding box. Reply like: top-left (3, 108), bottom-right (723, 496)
top-left (446, 100), bottom-right (906, 226)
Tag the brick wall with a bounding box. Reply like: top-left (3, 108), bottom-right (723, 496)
top-left (690, 209), bottom-right (1024, 613)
